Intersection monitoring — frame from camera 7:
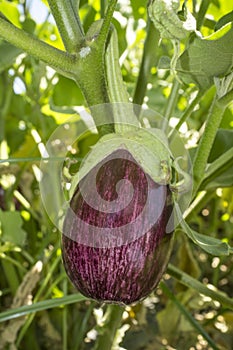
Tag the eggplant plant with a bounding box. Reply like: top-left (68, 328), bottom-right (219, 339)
top-left (0, 0), bottom-right (233, 349)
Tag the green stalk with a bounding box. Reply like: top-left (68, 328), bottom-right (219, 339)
top-left (160, 282), bottom-right (219, 350)
top-left (196, 0), bottom-right (211, 30)
top-left (62, 279), bottom-right (68, 350)
top-left (218, 87), bottom-right (233, 106)
top-left (201, 147), bottom-right (233, 189)
top-left (47, 0), bottom-right (84, 52)
top-left (97, 0), bottom-right (118, 48)
top-left (0, 254), bottom-right (27, 273)
top-left (74, 303), bottom-right (95, 350)
top-left (77, 0), bottom-right (118, 106)
top-left (0, 74), bottom-right (12, 142)
top-left (1, 259), bottom-right (19, 295)
top-left (168, 90), bottom-right (203, 139)
top-left (133, 20), bottom-right (160, 105)
top-left (164, 79), bottom-right (180, 120)
top-left (0, 15), bottom-right (77, 78)
top-left (167, 264), bottom-right (233, 310)
top-left (101, 0), bottom-right (108, 18)
top-left (94, 305), bottom-right (124, 350)
top-left (192, 95), bottom-right (229, 197)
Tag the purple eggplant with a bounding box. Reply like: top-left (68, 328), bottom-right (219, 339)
top-left (62, 148), bottom-right (173, 305)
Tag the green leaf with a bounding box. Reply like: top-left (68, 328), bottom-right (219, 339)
top-left (200, 129), bottom-right (233, 189)
top-left (0, 210), bottom-right (27, 246)
top-left (0, 2), bottom-right (20, 27)
top-left (180, 219), bottom-right (231, 256)
top-left (201, 147), bottom-right (233, 190)
top-left (215, 11), bottom-right (233, 31)
top-left (0, 42), bottom-right (22, 73)
top-left (52, 75), bottom-right (84, 107)
top-left (176, 205), bottom-right (232, 255)
top-left (176, 23), bottom-right (233, 89)
top-left (208, 129), bottom-right (233, 162)
top-left (0, 293), bottom-right (87, 323)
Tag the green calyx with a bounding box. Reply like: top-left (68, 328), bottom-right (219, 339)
top-left (70, 126), bottom-right (178, 198)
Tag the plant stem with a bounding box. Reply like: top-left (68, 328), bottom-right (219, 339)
top-left (133, 20), bottom-right (160, 105)
top-left (101, 0), bottom-right (108, 18)
top-left (167, 264), bottom-right (233, 310)
top-left (192, 95), bottom-right (229, 197)
top-left (196, 0), bottom-right (211, 30)
top-left (168, 90), bottom-right (203, 139)
top-left (160, 282), bottom-right (219, 350)
top-left (0, 73), bottom-right (12, 158)
top-left (94, 305), bottom-right (124, 350)
top-left (201, 147), bottom-right (233, 189)
top-left (1, 260), bottom-right (19, 295)
top-left (47, 0), bottom-right (84, 52)
top-left (218, 87), bottom-right (233, 106)
top-left (164, 79), bottom-right (180, 118)
top-left (62, 279), bottom-right (68, 350)
top-left (97, 0), bottom-right (118, 48)
top-left (163, 79), bottom-right (180, 123)
top-left (0, 16), bottom-right (77, 78)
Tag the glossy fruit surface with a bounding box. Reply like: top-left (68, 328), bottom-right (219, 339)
top-left (62, 149), bottom-right (173, 305)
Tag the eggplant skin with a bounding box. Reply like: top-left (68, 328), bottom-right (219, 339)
top-left (62, 149), bottom-right (173, 305)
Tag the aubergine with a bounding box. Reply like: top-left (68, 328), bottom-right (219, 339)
top-left (62, 148), bottom-right (174, 305)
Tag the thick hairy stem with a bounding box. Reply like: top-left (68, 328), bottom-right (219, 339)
top-left (47, 0), bottom-right (84, 52)
top-left (97, 0), bottom-right (118, 48)
top-left (0, 15), bottom-right (77, 78)
top-left (192, 96), bottom-right (229, 197)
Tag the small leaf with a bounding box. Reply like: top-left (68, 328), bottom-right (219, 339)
top-left (208, 129), bottom-right (233, 162)
top-left (215, 11), bottom-right (233, 31)
top-left (200, 130), bottom-right (233, 189)
top-left (175, 204), bottom-right (232, 255)
top-left (0, 210), bottom-right (27, 246)
top-left (0, 42), bottom-right (22, 73)
top-left (180, 221), bottom-right (231, 256)
top-left (176, 23), bottom-right (233, 89)
top-left (158, 56), bottom-right (171, 69)
top-left (52, 75), bottom-right (84, 107)
top-left (201, 146), bottom-right (233, 190)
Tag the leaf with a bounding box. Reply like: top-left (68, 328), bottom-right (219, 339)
top-left (52, 75), bottom-right (84, 107)
top-left (180, 219), bottom-right (231, 256)
top-left (215, 11), bottom-right (233, 31)
top-left (0, 42), bottom-right (22, 73)
top-left (0, 210), bottom-right (27, 246)
top-left (0, 2), bottom-right (20, 26)
top-left (157, 289), bottom-right (197, 340)
top-left (176, 23), bottom-right (233, 89)
top-left (203, 166), bottom-right (233, 190)
top-left (175, 204), bottom-right (232, 255)
top-left (200, 129), bottom-right (233, 189)
top-left (202, 147), bottom-right (233, 189)
top-left (208, 129), bottom-right (233, 162)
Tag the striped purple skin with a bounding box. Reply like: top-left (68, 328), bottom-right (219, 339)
top-left (62, 149), bottom-right (173, 305)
